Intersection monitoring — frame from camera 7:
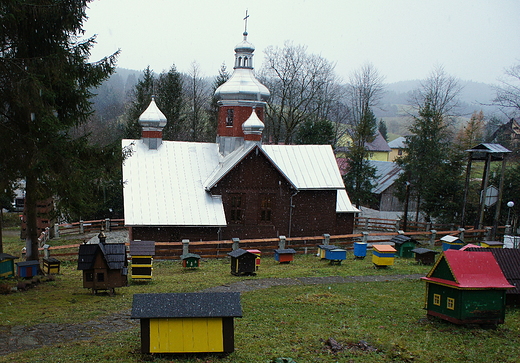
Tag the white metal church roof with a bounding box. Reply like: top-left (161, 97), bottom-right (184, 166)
top-left (122, 140), bottom-right (357, 227)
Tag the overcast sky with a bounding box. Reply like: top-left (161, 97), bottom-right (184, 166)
top-left (83, 0), bottom-right (520, 85)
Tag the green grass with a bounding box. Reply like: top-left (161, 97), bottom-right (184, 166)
top-left (1, 232), bottom-right (519, 362)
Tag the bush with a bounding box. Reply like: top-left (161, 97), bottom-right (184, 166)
top-left (2, 212), bottom-right (22, 228)
top-left (0, 283), bottom-right (12, 294)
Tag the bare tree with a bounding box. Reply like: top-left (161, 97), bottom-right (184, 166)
top-left (184, 61), bottom-right (211, 142)
top-left (493, 63), bottom-right (520, 117)
top-left (409, 66), bottom-right (463, 121)
top-left (347, 63), bottom-right (385, 129)
top-left (260, 42), bottom-right (341, 144)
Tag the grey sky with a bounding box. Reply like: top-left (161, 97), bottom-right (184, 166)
top-left (83, 0), bottom-right (520, 84)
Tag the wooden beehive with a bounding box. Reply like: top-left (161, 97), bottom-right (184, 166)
top-left (129, 241), bottom-right (155, 279)
top-left (390, 235), bottom-right (418, 258)
top-left (0, 253), bottom-right (17, 278)
top-left (372, 244), bottom-right (396, 267)
top-left (421, 250), bottom-right (513, 325)
top-left (274, 248), bottom-right (296, 263)
top-left (410, 247), bottom-right (439, 265)
top-left (228, 249), bottom-right (257, 276)
top-left (131, 292), bottom-right (242, 354)
top-left (325, 248), bottom-right (347, 265)
top-left (16, 260), bottom-right (39, 278)
top-left (440, 235), bottom-right (464, 251)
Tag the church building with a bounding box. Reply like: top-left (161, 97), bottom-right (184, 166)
top-left (122, 28), bottom-right (358, 243)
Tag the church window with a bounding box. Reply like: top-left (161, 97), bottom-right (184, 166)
top-left (230, 194), bottom-right (244, 223)
top-left (259, 194), bottom-right (273, 223)
top-left (226, 109), bottom-right (234, 126)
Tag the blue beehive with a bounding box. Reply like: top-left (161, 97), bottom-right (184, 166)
top-left (441, 235), bottom-right (464, 251)
top-left (16, 260), bottom-right (39, 278)
top-left (325, 248), bottom-right (347, 265)
top-left (354, 242), bottom-right (367, 259)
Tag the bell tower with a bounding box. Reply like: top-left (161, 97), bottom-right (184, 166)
top-left (214, 12), bottom-right (270, 155)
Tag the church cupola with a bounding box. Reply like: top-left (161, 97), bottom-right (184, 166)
top-left (214, 13), bottom-right (270, 156)
top-left (243, 108), bottom-right (264, 148)
top-left (139, 96), bottom-right (167, 150)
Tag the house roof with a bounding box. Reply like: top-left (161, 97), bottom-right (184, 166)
top-left (422, 250), bottom-right (514, 289)
top-left (122, 139), bottom-right (358, 227)
top-left (122, 139), bottom-right (227, 227)
top-left (369, 161), bottom-right (402, 194)
top-left (464, 247), bottom-right (520, 296)
top-left (410, 248), bottom-right (439, 255)
top-left (388, 136), bottom-right (406, 149)
top-left (77, 243), bottom-right (126, 270)
top-left (365, 132), bottom-right (391, 152)
top-left (131, 292), bottom-right (242, 319)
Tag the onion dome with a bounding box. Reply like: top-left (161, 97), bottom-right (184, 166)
top-left (138, 96), bottom-right (167, 129)
top-left (214, 32), bottom-right (270, 103)
top-left (242, 109), bottom-right (264, 136)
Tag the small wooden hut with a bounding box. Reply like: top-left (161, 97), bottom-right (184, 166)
top-left (479, 241), bottom-right (504, 248)
top-left (0, 253), bottom-right (17, 278)
top-left (131, 292), bottom-right (242, 354)
top-left (390, 235), bottom-right (418, 258)
top-left (228, 249), bottom-right (257, 276)
top-left (77, 238), bottom-right (128, 295)
top-left (325, 248), bottom-right (347, 265)
top-left (410, 247), bottom-right (439, 265)
top-left (421, 250), bottom-right (513, 325)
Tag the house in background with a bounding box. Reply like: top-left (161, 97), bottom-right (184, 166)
top-left (388, 136), bottom-right (406, 161)
top-left (336, 130), bottom-right (391, 162)
top-left (490, 118), bottom-right (520, 149)
top-left (122, 30), bottom-right (358, 244)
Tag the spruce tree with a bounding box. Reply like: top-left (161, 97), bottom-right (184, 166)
top-left (0, 0), bottom-right (118, 260)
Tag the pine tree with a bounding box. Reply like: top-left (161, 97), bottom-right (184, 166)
top-left (343, 108), bottom-right (378, 208)
top-left (156, 65), bottom-right (184, 140)
top-left (0, 0), bottom-right (118, 260)
top-left (124, 66), bottom-right (155, 139)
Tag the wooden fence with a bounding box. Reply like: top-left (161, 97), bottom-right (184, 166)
top-left (40, 217), bottom-right (499, 260)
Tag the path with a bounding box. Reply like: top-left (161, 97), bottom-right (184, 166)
top-left (0, 273), bottom-right (422, 356)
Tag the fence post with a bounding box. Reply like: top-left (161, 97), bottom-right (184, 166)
top-left (426, 222), bottom-right (431, 232)
top-left (43, 244), bottom-right (50, 259)
top-left (362, 231), bottom-right (369, 244)
top-left (398, 230), bottom-right (405, 235)
top-left (79, 220), bottom-right (84, 234)
top-left (182, 239), bottom-right (190, 255)
top-left (429, 230), bottom-right (437, 247)
top-left (54, 223), bottom-right (60, 238)
top-left (232, 238), bottom-right (240, 251)
top-left (279, 235), bottom-right (286, 249)
top-left (105, 218), bottom-right (111, 232)
top-left (395, 220), bottom-right (400, 232)
top-left (365, 218), bottom-right (369, 230)
top-left (322, 234), bottom-right (330, 246)
top-left (458, 228), bottom-right (465, 241)
top-left (485, 226), bottom-right (492, 241)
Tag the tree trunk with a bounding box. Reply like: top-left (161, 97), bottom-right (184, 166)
top-left (25, 171), bottom-right (40, 261)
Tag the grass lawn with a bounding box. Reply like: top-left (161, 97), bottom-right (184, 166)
top-left (1, 232), bottom-right (519, 362)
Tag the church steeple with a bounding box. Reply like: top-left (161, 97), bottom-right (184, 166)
top-left (214, 12), bottom-right (270, 155)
